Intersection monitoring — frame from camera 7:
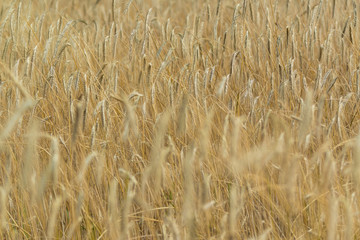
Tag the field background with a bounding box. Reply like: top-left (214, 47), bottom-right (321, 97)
top-left (0, 0), bottom-right (359, 239)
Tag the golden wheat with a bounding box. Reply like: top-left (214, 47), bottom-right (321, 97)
top-left (1, 0), bottom-right (360, 239)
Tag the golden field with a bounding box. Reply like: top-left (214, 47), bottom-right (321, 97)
top-left (0, 0), bottom-right (359, 239)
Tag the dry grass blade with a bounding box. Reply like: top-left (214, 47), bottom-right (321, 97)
top-left (0, 186), bottom-right (10, 231)
top-left (46, 197), bottom-right (62, 239)
top-left (176, 93), bottom-right (188, 136)
top-left (0, 100), bottom-right (33, 142)
top-left (71, 97), bottom-right (85, 143)
top-left (182, 145), bottom-right (196, 239)
top-left (111, 93), bottom-right (139, 140)
top-left (77, 152), bottom-right (98, 183)
top-left (298, 89), bottom-right (313, 146)
top-left (327, 195), bottom-right (338, 240)
top-left (0, 61), bottom-right (33, 100)
top-left (142, 111), bottom-right (170, 194)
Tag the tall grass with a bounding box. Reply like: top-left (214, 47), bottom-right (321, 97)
top-left (0, 0), bottom-right (360, 238)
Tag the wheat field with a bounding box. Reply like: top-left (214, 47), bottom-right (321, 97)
top-left (0, 0), bottom-right (359, 239)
